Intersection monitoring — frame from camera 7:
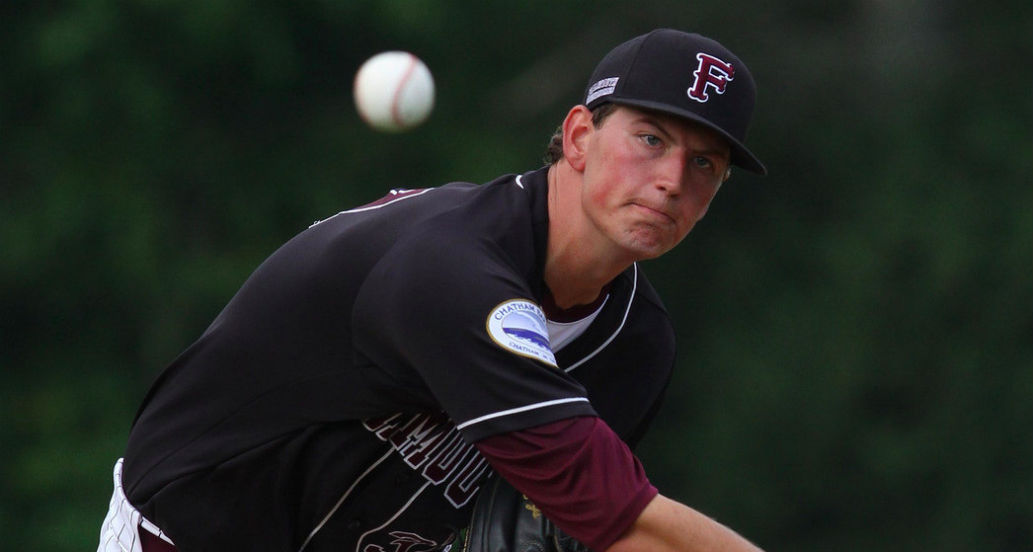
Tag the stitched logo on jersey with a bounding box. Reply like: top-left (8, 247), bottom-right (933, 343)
top-left (362, 530), bottom-right (437, 552)
top-left (486, 300), bottom-right (557, 368)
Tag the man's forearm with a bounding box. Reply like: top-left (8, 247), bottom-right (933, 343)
top-left (606, 494), bottom-right (763, 552)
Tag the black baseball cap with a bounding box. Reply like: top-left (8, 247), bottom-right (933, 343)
top-left (585, 29), bottom-right (766, 175)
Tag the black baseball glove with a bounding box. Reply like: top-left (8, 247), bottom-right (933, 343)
top-left (447, 476), bottom-right (589, 552)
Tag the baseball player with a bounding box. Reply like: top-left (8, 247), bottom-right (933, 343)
top-left (98, 29), bottom-right (767, 552)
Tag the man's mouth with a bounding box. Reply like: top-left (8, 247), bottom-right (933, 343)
top-left (631, 203), bottom-right (675, 224)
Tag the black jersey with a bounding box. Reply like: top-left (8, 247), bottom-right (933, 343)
top-left (121, 166), bottom-right (675, 552)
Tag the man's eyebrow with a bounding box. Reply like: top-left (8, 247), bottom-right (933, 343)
top-left (631, 115), bottom-right (670, 136)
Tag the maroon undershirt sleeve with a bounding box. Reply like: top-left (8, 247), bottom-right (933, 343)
top-left (474, 416), bottom-right (658, 551)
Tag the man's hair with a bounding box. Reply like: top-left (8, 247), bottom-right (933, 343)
top-left (543, 103), bottom-right (619, 165)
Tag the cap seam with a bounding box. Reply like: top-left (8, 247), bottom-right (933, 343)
top-left (618, 32), bottom-right (653, 99)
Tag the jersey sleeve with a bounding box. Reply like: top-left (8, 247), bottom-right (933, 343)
top-left (476, 416), bottom-right (658, 551)
top-left (351, 229), bottom-right (597, 442)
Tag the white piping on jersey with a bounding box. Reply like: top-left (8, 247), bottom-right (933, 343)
top-left (455, 397), bottom-right (591, 431)
top-left (309, 188), bottom-right (434, 227)
top-left (344, 188), bottom-right (433, 213)
top-left (297, 447), bottom-right (396, 552)
top-left (514, 175), bottom-right (524, 189)
top-left (354, 480), bottom-right (433, 552)
top-left (563, 263), bottom-right (638, 373)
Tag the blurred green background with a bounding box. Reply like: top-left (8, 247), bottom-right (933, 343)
top-left (1, 1), bottom-right (1030, 550)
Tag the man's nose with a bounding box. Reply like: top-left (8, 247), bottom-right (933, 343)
top-left (655, 154), bottom-right (689, 195)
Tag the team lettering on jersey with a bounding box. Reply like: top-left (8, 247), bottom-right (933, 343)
top-left (363, 412), bottom-right (491, 508)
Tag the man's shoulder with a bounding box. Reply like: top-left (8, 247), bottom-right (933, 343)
top-left (602, 264), bottom-right (671, 328)
top-left (626, 265), bottom-right (670, 318)
top-left (609, 265), bottom-right (677, 359)
top-left (379, 172), bottom-right (545, 270)
top-left (352, 172), bottom-right (548, 307)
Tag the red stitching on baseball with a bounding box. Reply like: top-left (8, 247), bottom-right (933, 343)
top-left (391, 54), bottom-right (418, 128)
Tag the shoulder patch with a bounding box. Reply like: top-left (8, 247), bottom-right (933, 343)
top-left (486, 299), bottom-right (558, 368)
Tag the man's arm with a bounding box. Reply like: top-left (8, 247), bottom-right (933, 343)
top-left (607, 494), bottom-right (763, 552)
top-left (475, 417), bottom-right (763, 551)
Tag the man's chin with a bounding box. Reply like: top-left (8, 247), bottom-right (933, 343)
top-left (619, 236), bottom-right (675, 261)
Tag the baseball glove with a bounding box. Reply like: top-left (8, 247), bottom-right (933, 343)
top-left (447, 476), bottom-right (589, 552)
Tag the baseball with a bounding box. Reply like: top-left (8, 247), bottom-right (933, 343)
top-left (353, 51), bottom-right (435, 132)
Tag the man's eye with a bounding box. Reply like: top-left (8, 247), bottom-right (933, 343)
top-left (693, 156), bottom-right (713, 169)
top-left (641, 134), bottom-right (662, 147)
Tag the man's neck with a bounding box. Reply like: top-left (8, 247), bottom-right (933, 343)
top-left (544, 163), bottom-right (634, 309)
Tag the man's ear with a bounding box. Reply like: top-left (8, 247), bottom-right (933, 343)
top-left (562, 105), bottom-right (594, 172)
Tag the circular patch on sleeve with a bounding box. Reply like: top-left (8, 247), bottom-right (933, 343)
top-left (486, 299), bottom-right (558, 368)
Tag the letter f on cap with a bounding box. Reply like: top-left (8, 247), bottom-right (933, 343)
top-left (688, 53), bottom-right (735, 103)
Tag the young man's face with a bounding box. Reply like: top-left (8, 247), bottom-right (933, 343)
top-left (579, 105), bottom-right (731, 260)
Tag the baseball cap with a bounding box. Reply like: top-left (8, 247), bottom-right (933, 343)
top-left (584, 29), bottom-right (766, 175)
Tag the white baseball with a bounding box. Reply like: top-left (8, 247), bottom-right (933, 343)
top-left (353, 51), bottom-right (435, 132)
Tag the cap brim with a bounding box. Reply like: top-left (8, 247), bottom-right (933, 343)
top-left (606, 98), bottom-right (767, 176)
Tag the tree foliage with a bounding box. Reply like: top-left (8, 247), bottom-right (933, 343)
top-left (1, 1), bottom-right (1029, 550)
